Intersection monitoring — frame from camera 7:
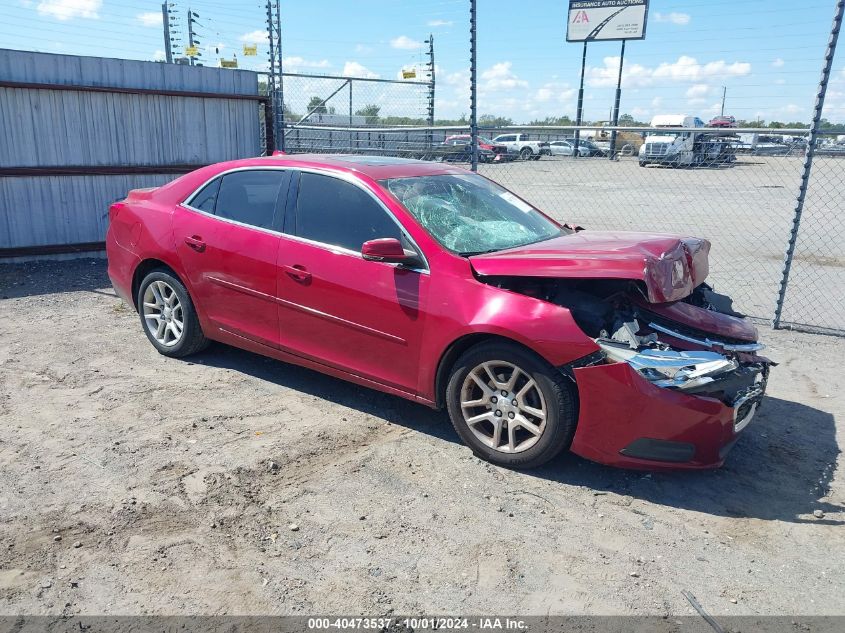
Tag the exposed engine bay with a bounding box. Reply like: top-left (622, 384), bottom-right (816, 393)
top-left (480, 276), bottom-right (771, 431)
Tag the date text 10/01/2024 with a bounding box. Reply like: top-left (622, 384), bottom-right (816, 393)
top-left (307, 617), bottom-right (528, 630)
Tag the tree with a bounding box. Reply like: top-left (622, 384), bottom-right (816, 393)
top-left (617, 113), bottom-right (649, 126)
top-left (528, 115), bottom-right (575, 126)
top-left (478, 114), bottom-right (513, 127)
top-left (355, 104), bottom-right (381, 125)
top-left (307, 96), bottom-right (328, 114)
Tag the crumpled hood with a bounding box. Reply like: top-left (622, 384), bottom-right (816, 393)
top-left (469, 231), bottom-right (710, 303)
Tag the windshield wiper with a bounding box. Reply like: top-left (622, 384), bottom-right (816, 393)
top-left (458, 248), bottom-right (502, 256)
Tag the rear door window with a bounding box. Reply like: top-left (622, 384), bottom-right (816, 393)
top-left (188, 178), bottom-right (220, 212)
top-left (214, 170), bottom-right (288, 230)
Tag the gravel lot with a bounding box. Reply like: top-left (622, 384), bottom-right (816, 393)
top-left (0, 258), bottom-right (843, 617)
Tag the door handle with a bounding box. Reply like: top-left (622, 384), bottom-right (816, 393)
top-left (184, 235), bottom-right (206, 252)
top-left (282, 264), bottom-right (311, 282)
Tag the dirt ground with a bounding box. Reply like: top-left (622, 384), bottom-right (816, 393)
top-left (0, 258), bottom-right (843, 617)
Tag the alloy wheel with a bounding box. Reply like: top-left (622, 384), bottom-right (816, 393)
top-left (460, 360), bottom-right (547, 453)
top-left (142, 280), bottom-right (184, 347)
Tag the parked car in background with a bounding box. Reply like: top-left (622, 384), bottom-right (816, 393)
top-left (443, 134), bottom-right (510, 163)
top-left (563, 138), bottom-right (606, 157)
top-left (549, 140), bottom-right (589, 157)
top-left (708, 115), bottom-right (737, 128)
top-left (492, 133), bottom-right (551, 160)
top-left (107, 154), bottom-right (770, 471)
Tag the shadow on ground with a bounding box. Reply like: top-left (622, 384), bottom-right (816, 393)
top-left (196, 344), bottom-right (841, 526)
top-left (0, 257), bottom-right (109, 299)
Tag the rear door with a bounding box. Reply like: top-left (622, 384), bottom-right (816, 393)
top-left (172, 168), bottom-right (290, 348)
top-left (275, 170), bottom-right (429, 393)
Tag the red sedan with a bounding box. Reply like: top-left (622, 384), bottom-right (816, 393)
top-left (106, 155), bottom-right (770, 470)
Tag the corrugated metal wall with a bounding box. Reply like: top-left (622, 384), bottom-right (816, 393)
top-left (0, 49), bottom-right (262, 254)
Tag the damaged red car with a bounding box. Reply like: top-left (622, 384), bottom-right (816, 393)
top-left (107, 155), bottom-right (770, 470)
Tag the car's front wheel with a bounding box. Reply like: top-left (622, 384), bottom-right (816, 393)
top-left (137, 269), bottom-right (209, 357)
top-left (446, 341), bottom-right (577, 468)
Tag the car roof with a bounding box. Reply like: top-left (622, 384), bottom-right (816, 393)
top-left (212, 153), bottom-right (470, 179)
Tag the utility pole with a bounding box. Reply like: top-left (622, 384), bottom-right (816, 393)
top-left (187, 8), bottom-right (200, 66)
top-left (573, 40), bottom-right (588, 159)
top-left (274, 0), bottom-right (284, 151)
top-left (161, 2), bottom-right (172, 63)
top-left (469, 0), bottom-right (477, 172)
top-left (425, 33), bottom-right (435, 151)
top-left (720, 86), bottom-right (727, 116)
top-left (264, 1), bottom-right (278, 152)
top-left (609, 39), bottom-right (626, 159)
top-left (426, 34), bottom-right (435, 127)
top-left (265, 0), bottom-right (283, 150)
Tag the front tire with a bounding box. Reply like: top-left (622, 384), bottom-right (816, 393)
top-left (445, 341), bottom-right (577, 469)
top-left (137, 269), bottom-right (209, 358)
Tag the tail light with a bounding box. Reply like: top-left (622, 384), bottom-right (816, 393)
top-left (108, 202), bottom-right (126, 223)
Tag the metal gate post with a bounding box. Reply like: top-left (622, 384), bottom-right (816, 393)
top-left (773, 0), bottom-right (843, 328)
top-left (469, 0), bottom-right (478, 172)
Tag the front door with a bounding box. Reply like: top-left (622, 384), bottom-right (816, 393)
top-left (276, 171), bottom-right (428, 393)
top-left (172, 169), bottom-right (290, 348)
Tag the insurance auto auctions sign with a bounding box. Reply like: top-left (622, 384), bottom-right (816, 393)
top-left (567, 0), bottom-right (649, 42)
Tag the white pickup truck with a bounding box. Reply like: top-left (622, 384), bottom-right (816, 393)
top-left (492, 133), bottom-right (550, 160)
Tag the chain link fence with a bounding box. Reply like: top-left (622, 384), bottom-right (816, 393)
top-left (278, 73), bottom-right (433, 152)
top-left (276, 122), bottom-right (844, 335)
top-left (270, 6), bottom-right (844, 337)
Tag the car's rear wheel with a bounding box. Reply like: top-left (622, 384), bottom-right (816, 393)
top-left (138, 270), bottom-right (209, 357)
top-left (519, 147), bottom-right (533, 160)
top-left (446, 341), bottom-right (577, 469)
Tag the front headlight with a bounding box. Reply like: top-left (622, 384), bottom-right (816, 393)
top-left (597, 340), bottom-right (737, 390)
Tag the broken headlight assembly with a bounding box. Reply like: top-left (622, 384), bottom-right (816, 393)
top-left (596, 339), bottom-right (740, 391)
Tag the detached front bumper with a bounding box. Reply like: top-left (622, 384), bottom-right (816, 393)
top-left (570, 361), bottom-right (764, 470)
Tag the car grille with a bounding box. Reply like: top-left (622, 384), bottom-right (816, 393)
top-left (644, 142), bottom-right (669, 156)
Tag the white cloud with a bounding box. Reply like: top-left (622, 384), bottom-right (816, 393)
top-left (533, 81), bottom-right (575, 104)
top-left (37, 0), bottom-right (101, 20)
top-left (136, 12), bottom-right (162, 27)
top-left (481, 62), bottom-right (527, 90)
top-left (283, 56), bottom-right (330, 69)
top-left (342, 61), bottom-right (379, 79)
top-left (685, 84), bottom-right (711, 99)
top-left (240, 30), bottom-right (269, 43)
top-left (390, 35), bottom-right (422, 50)
top-left (588, 55), bottom-right (751, 88)
top-left (354, 44), bottom-right (373, 53)
top-left (772, 58), bottom-right (785, 68)
top-left (152, 50), bottom-right (166, 62)
top-left (654, 12), bottom-right (691, 25)
top-left (427, 19), bottom-right (453, 27)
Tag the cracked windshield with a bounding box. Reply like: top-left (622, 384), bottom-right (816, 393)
top-left (382, 173), bottom-right (566, 255)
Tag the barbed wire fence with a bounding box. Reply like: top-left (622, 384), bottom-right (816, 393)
top-left (270, 6), bottom-right (844, 338)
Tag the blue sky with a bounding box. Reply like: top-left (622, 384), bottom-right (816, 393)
top-left (4, 0), bottom-right (845, 123)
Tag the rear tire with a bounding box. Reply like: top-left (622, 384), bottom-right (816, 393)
top-left (519, 147), bottom-right (533, 160)
top-left (445, 341), bottom-right (577, 469)
top-left (137, 269), bottom-right (209, 358)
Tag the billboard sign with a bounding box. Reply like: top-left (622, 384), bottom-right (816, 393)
top-left (567, 0), bottom-right (649, 42)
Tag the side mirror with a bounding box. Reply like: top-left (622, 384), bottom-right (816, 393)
top-left (362, 238), bottom-right (419, 265)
